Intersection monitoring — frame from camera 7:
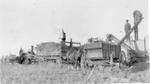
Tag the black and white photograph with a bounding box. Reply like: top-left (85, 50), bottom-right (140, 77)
top-left (0, 0), bottom-right (149, 84)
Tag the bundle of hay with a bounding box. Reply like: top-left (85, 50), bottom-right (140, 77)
top-left (35, 42), bottom-right (61, 56)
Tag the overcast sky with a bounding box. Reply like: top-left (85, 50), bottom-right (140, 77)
top-left (0, 0), bottom-right (149, 56)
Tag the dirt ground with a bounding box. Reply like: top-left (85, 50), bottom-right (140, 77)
top-left (0, 62), bottom-right (150, 84)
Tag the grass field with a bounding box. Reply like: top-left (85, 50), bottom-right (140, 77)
top-left (0, 62), bottom-right (150, 84)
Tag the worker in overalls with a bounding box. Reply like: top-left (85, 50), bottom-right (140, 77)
top-left (62, 29), bottom-right (66, 42)
top-left (18, 48), bottom-right (26, 64)
top-left (28, 45), bottom-right (35, 55)
top-left (124, 20), bottom-right (131, 42)
top-left (61, 29), bottom-right (66, 60)
top-left (61, 29), bottom-right (66, 48)
top-left (32, 46), bottom-right (35, 55)
top-left (19, 48), bottom-right (24, 56)
top-left (69, 38), bottom-right (73, 48)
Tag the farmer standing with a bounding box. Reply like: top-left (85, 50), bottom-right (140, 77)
top-left (62, 29), bottom-right (66, 42)
top-left (124, 20), bottom-right (131, 42)
top-left (19, 48), bottom-right (24, 56)
top-left (69, 38), bottom-right (73, 48)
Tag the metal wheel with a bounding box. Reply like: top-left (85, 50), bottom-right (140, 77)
top-left (23, 58), bottom-right (30, 64)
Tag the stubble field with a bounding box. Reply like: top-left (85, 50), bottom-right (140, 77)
top-left (0, 62), bottom-right (150, 84)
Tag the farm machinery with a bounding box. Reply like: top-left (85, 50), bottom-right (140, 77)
top-left (79, 10), bottom-right (149, 72)
top-left (59, 10), bottom-right (149, 71)
top-left (14, 46), bottom-right (44, 64)
top-left (9, 10), bottom-right (148, 68)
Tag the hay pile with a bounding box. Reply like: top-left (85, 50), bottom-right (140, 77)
top-left (35, 42), bottom-right (61, 56)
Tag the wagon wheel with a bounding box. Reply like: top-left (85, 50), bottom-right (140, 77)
top-left (119, 51), bottom-right (128, 70)
top-left (23, 58), bottom-right (30, 64)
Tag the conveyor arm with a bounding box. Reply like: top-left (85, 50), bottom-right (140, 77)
top-left (107, 34), bottom-right (133, 50)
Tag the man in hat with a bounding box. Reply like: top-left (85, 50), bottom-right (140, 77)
top-left (124, 20), bottom-right (131, 42)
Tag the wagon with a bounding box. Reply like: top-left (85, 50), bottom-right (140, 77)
top-left (80, 41), bottom-right (122, 71)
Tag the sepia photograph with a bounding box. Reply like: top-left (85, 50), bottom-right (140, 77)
top-left (0, 0), bottom-right (149, 84)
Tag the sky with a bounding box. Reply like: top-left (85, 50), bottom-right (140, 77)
top-left (0, 0), bottom-right (149, 56)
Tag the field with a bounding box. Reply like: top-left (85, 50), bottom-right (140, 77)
top-left (0, 62), bottom-right (150, 84)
